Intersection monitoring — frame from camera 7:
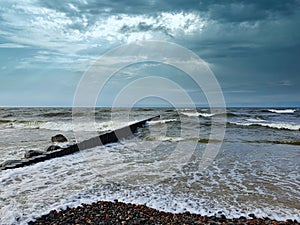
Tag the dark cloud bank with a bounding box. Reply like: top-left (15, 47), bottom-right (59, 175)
top-left (40, 0), bottom-right (300, 106)
top-left (1, 0), bottom-right (299, 106)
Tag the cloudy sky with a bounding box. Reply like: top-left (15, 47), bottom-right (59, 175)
top-left (0, 0), bottom-right (299, 107)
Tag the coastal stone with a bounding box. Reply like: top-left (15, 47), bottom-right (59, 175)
top-left (24, 150), bottom-right (45, 159)
top-left (46, 145), bottom-right (61, 152)
top-left (239, 216), bottom-right (247, 221)
top-left (248, 213), bottom-right (257, 219)
top-left (133, 220), bottom-right (140, 225)
top-left (219, 214), bottom-right (227, 223)
top-left (51, 134), bottom-right (68, 142)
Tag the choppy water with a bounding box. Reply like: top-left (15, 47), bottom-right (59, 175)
top-left (0, 107), bottom-right (299, 224)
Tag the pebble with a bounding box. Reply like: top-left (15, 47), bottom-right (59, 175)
top-left (28, 200), bottom-right (300, 225)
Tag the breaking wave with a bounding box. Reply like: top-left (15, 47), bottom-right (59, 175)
top-left (147, 119), bottom-right (177, 125)
top-left (267, 109), bottom-right (296, 114)
top-left (231, 121), bottom-right (300, 131)
top-left (180, 111), bottom-right (236, 118)
top-left (0, 119), bottom-right (137, 132)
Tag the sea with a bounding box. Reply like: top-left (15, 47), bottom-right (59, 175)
top-left (0, 107), bottom-right (299, 224)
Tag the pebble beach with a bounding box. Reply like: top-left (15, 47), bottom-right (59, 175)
top-left (29, 200), bottom-right (299, 225)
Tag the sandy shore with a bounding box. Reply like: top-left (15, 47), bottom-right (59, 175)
top-left (29, 200), bottom-right (299, 225)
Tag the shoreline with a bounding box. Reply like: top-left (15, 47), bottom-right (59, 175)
top-left (29, 200), bottom-right (299, 225)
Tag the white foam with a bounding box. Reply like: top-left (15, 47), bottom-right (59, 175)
top-left (10, 120), bottom-right (136, 132)
top-left (268, 109), bottom-right (296, 114)
top-left (156, 136), bottom-right (184, 142)
top-left (246, 118), bottom-right (266, 123)
top-left (232, 121), bottom-right (300, 131)
top-left (10, 121), bottom-right (46, 129)
top-left (1, 143), bottom-right (299, 225)
top-left (147, 119), bottom-right (177, 125)
top-left (181, 112), bottom-right (214, 117)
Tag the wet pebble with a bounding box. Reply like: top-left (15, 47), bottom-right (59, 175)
top-left (29, 200), bottom-right (300, 225)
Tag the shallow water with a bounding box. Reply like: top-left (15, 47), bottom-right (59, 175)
top-left (0, 107), bottom-right (299, 224)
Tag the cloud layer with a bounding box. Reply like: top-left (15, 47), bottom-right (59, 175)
top-left (0, 0), bottom-right (299, 106)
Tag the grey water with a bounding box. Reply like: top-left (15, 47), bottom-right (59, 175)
top-left (0, 107), bottom-right (299, 224)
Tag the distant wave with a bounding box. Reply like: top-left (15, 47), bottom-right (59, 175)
top-left (180, 111), bottom-right (236, 118)
top-left (145, 136), bottom-right (224, 143)
top-left (245, 140), bottom-right (300, 146)
top-left (5, 120), bottom-right (62, 130)
top-left (180, 112), bottom-right (212, 117)
top-left (0, 119), bottom-right (13, 124)
top-left (164, 109), bottom-right (175, 113)
top-left (245, 118), bottom-right (266, 123)
top-left (147, 119), bottom-right (177, 125)
top-left (198, 138), bottom-right (224, 143)
top-left (231, 121), bottom-right (300, 131)
top-left (267, 109), bottom-right (296, 114)
top-left (0, 119), bottom-right (136, 132)
top-left (155, 136), bottom-right (184, 142)
top-left (1, 118), bottom-right (177, 132)
top-left (0, 113), bottom-right (13, 118)
top-left (40, 112), bottom-right (71, 117)
top-left (0, 119), bottom-right (45, 128)
top-left (156, 137), bottom-right (224, 143)
top-left (271, 140), bottom-right (300, 145)
top-left (216, 112), bottom-right (237, 118)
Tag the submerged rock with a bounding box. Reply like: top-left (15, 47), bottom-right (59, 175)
top-left (51, 134), bottom-right (68, 142)
top-left (24, 150), bottom-right (45, 159)
top-left (46, 145), bottom-right (61, 152)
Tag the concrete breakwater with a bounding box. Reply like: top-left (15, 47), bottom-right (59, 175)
top-left (0, 115), bottom-right (160, 170)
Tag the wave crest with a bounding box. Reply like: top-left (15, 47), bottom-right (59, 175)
top-left (231, 122), bottom-right (300, 131)
top-left (267, 109), bottom-right (296, 114)
top-left (180, 111), bottom-right (236, 118)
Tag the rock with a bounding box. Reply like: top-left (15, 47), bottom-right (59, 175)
top-left (0, 159), bottom-right (22, 168)
top-left (248, 213), bottom-right (257, 219)
top-left (46, 145), bottom-right (61, 152)
top-left (219, 214), bottom-right (227, 223)
top-left (51, 134), bottom-right (68, 142)
top-left (24, 150), bottom-right (45, 159)
top-left (239, 216), bottom-right (247, 222)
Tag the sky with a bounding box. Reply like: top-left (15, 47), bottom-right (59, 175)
top-left (0, 0), bottom-right (299, 107)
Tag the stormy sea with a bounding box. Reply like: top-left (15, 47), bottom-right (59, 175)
top-left (0, 107), bottom-right (299, 224)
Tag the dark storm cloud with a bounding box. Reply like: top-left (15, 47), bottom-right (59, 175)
top-left (37, 0), bottom-right (300, 54)
top-left (199, 0), bottom-right (299, 22)
top-left (36, 0), bottom-right (300, 46)
top-left (39, 0), bottom-right (300, 20)
top-left (1, 0), bottom-right (299, 106)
